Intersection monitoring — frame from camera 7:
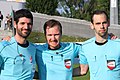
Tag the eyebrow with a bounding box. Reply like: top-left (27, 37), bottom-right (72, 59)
top-left (95, 21), bottom-right (107, 25)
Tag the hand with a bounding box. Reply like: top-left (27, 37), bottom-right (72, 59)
top-left (1, 36), bottom-right (11, 41)
top-left (109, 33), bottom-right (117, 40)
top-left (33, 70), bottom-right (39, 79)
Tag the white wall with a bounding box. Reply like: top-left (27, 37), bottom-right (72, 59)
top-left (0, 1), bottom-right (25, 28)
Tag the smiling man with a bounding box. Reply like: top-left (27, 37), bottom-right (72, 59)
top-left (0, 9), bottom-right (36, 80)
top-left (36, 19), bottom-right (81, 80)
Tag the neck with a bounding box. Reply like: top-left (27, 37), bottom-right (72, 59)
top-left (48, 45), bottom-right (61, 50)
top-left (95, 40), bottom-right (108, 45)
top-left (95, 34), bottom-right (108, 43)
top-left (14, 35), bottom-right (27, 44)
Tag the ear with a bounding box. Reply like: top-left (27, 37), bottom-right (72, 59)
top-left (14, 21), bottom-right (16, 28)
top-left (90, 23), bottom-right (94, 30)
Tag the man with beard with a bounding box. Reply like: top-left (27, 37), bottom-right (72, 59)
top-left (1, 15), bottom-right (117, 80)
top-left (0, 9), bottom-right (36, 80)
top-left (79, 10), bottom-right (120, 80)
top-left (35, 17), bottom-right (117, 80)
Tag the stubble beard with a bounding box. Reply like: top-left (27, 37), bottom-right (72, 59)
top-left (98, 30), bottom-right (108, 37)
top-left (17, 29), bottom-right (31, 39)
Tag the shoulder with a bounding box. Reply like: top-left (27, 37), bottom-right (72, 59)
top-left (62, 42), bottom-right (82, 46)
top-left (0, 40), bottom-right (11, 52)
top-left (35, 43), bottom-right (47, 51)
top-left (0, 37), bottom-right (18, 47)
top-left (108, 39), bottom-right (120, 44)
top-left (112, 38), bottom-right (120, 42)
top-left (0, 40), bottom-right (11, 47)
top-left (29, 42), bottom-right (36, 47)
top-left (61, 42), bottom-right (81, 50)
top-left (82, 37), bottom-right (95, 46)
top-left (60, 42), bottom-right (73, 47)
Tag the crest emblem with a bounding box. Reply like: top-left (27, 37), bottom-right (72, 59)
top-left (107, 60), bottom-right (116, 70)
top-left (30, 56), bottom-right (32, 63)
top-left (64, 59), bottom-right (71, 69)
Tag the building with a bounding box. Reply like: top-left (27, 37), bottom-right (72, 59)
top-left (118, 0), bottom-right (120, 25)
top-left (0, 0), bottom-right (26, 28)
top-left (6, 0), bottom-right (25, 2)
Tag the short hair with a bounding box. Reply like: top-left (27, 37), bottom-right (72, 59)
top-left (91, 10), bottom-right (109, 23)
top-left (43, 19), bottom-right (62, 35)
top-left (14, 9), bottom-right (33, 24)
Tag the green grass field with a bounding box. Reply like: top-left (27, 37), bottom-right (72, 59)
top-left (27, 32), bottom-right (88, 43)
top-left (28, 31), bottom-right (90, 80)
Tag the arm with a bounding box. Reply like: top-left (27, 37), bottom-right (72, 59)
top-left (80, 64), bottom-right (89, 75)
top-left (75, 46), bottom-right (89, 77)
top-left (72, 64), bottom-right (88, 77)
top-left (33, 70), bottom-right (39, 79)
top-left (35, 48), bottom-right (43, 80)
top-left (1, 36), bottom-right (11, 41)
top-left (108, 33), bottom-right (117, 40)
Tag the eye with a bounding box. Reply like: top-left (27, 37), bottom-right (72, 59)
top-left (55, 34), bottom-right (60, 36)
top-left (21, 22), bottom-right (25, 25)
top-left (28, 23), bottom-right (32, 26)
top-left (95, 22), bottom-right (101, 25)
top-left (47, 34), bottom-right (52, 36)
top-left (102, 21), bottom-right (107, 24)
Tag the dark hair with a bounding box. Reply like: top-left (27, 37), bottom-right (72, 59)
top-left (43, 19), bottom-right (62, 35)
top-left (91, 10), bottom-right (109, 23)
top-left (14, 9), bottom-right (33, 24)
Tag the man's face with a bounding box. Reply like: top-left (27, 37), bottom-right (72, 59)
top-left (45, 25), bottom-right (62, 49)
top-left (91, 14), bottom-right (109, 37)
top-left (15, 17), bottom-right (33, 38)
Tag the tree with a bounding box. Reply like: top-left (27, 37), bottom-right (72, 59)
top-left (59, 0), bottom-right (110, 21)
top-left (93, 0), bottom-right (110, 17)
top-left (25, 0), bottom-right (59, 15)
top-left (25, 0), bottom-right (110, 21)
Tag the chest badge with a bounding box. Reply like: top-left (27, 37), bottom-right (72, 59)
top-left (107, 60), bottom-right (116, 70)
top-left (64, 59), bottom-right (71, 69)
top-left (30, 56), bottom-right (32, 63)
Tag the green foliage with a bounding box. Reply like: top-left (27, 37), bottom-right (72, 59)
top-left (25, 0), bottom-right (110, 21)
top-left (93, 0), bottom-right (110, 17)
top-left (59, 0), bottom-right (110, 21)
top-left (25, 0), bottom-right (59, 15)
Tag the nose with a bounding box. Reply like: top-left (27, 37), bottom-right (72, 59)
top-left (51, 35), bottom-right (56, 40)
top-left (24, 23), bottom-right (29, 29)
top-left (100, 23), bottom-right (104, 29)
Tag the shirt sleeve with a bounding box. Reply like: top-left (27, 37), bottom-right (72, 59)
top-left (0, 55), bottom-right (3, 68)
top-left (0, 41), bottom-right (11, 66)
top-left (36, 46), bottom-right (43, 80)
top-left (0, 42), bottom-right (5, 71)
top-left (79, 48), bottom-right (88, 64)
top-left (73, 43), bottom-right (82, 58)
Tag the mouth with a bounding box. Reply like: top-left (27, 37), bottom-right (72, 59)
top-left (50, 40), bottom-right (59, 45)
top-left (23, 29), bottom-right (30, 33)
top-left (23, 29), bottom-right (29, 31)
top-left (51, 40), bottom-right (58, 42)
top-left (51, 41), bottom-right (58, 44)
top-left (100, 30), bottom-right (105, 32)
